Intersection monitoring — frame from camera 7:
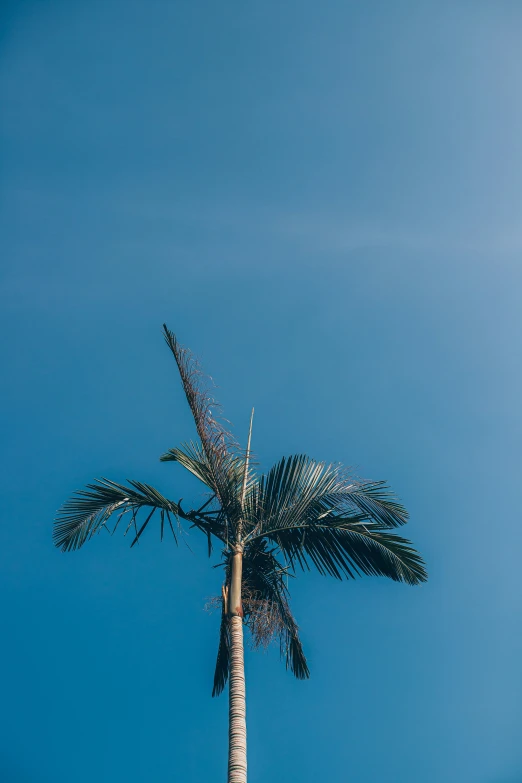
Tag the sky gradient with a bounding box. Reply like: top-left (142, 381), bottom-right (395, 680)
top-left (1, 2), bottom-right (522, 782)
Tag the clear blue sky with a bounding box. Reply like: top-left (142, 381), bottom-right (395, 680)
top-left (1, 2), bottom-right (522, 782)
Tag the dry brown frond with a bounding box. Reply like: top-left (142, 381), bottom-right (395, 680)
top-left (204, 595), bottom-right (223, 615)
top-left (163, 326), bottom-right (238, 459)
top-left (245, 598), bottom-right (286, 650)
top-left (204, 588), bottom-right (285, 649)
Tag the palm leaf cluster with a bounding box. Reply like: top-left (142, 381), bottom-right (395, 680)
top-left (54, 325), bottom-right (427, 695)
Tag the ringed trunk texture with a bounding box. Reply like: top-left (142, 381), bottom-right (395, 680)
top-left (227, 548), bottom-right (246, 783)
top-left (228, 615), bottom-right (247, 783)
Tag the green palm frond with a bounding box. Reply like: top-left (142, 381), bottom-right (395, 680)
top-left (242, 455), bottom-right (426, 584)
top-left (160, 438), bottom-right (257, 541)
top-left (244, 455), bottom-right (409, 542)
top-left (54, 479), bottom-right (187, 552)
top-left (243, 455), bottom-right (340, 537)
top-left (342, 525), bottom-right (427, 584)
top-left (257, 518), bottom-right (426, 584)
top-left (161, 440), bottom-right (254, 494)
top-left (212, 601), bottom-right (231, 697)
top-left (160, 441), bottom-right (215, 487)
top-left (54, 327), bottom-right (427, 706)
top-left (341, 480), bottom-right (409, 527)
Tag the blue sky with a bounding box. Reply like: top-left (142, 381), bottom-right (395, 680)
top-left (1, 2), bottom-right (522, 781)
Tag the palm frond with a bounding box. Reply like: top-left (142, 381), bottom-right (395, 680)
top-left (162, 326), bottom-right (233, 473)
top-left (160, 441), bottom-right (215, 487)
top-left (241, 455), bottom-right (426, 583)
top-left (212, 601), bottom-right (230, 697)
top-left (53, 478), bottom-right (186, 552)
top-left (341, 479), bottom-right (409, 528)
top-left (242, 543), bottom-right (309, 680)
top-left (162, 326), bottom-right (233, 452)
top-left (161, 440), bottom-right (253, 496)
top-left (162, 326), bottom-right (253, 536)
top-left (257, 517), bottom-right (427, 585)
top-left (244, 455), bottom-right (409, 544)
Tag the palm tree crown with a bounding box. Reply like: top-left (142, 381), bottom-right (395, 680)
top-left (53, 326), bottom-right (427, 779)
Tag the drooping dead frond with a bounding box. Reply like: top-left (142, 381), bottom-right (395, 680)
top-left (204, 594), bottom-right (224, 614)
top-left (243, 595), bottom-right (286, 650)
top-left (241, 544), bottom-right (310, 679)
top-left (206, 585), bottom-right (287, 650)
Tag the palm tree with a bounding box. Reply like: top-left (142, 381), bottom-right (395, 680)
top-left (53, 325), bottom-right (427, 783)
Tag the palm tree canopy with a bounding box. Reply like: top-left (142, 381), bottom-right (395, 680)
top-left (54, 325), bottom-right (427, 696)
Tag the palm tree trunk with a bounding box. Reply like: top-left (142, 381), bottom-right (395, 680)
top-left (228, 614), bottom-right (247, 783)
top-left (227, 549), bottom-right (247, 783)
